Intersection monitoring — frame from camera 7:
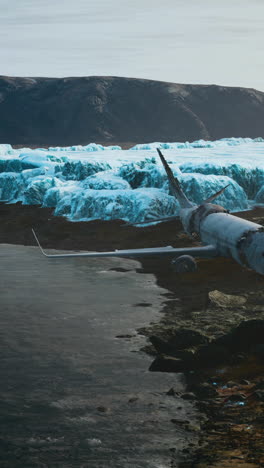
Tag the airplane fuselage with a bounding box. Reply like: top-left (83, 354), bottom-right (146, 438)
top-left (180, 203), bottom-right (264, 274)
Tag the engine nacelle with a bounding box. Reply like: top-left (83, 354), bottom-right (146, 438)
top-left (171, 255), bottom-right (197, 273)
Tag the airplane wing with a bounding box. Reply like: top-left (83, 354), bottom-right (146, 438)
top-left (32, 229), bottom-right (218, 259)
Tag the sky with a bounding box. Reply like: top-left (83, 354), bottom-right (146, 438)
top-left (0, 0), bottom-right (263, 91)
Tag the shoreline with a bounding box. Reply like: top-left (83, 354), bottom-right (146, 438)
top-left (1, 201), bottom-right (264, 466)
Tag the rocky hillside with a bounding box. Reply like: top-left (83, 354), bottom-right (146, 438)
top-left (0, 75), bottom-right (264, 146)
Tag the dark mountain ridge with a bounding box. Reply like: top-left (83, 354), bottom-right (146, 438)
top-left (0, 75), bottom-right (263, 146)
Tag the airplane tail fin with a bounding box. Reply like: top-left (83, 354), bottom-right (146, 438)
top-left (202, 184), bottom-right (230, 204)
top-left (157, 148), bottom-right (193, 208)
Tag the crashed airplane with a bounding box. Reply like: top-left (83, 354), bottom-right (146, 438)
top-left (32, 149), bottom-right (264, 275)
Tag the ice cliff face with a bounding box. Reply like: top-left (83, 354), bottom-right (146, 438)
top-left (0, 138), bottom-right (263, 223)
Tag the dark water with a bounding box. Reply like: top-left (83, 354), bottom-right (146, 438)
top-left (0, 0), bottom-right (263, 90)
top-left (0, 244), bottom-right (197, 467)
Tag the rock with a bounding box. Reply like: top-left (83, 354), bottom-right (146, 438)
top-left (128, 397), bottom-right (138, 403)
top-left (252, 390), bottom-right (264, 401)
top-left (177, 349), bottom-right (197, 361)
top-left (86, 438), bottom-right (102, 447)
top-left (140, 344), bottom-right (156, 356)
top-left (214, 319), bottom-right (264, 353)
top-left (186, 423), bottom-right (201, 432)
top-left (208, 290), bottom-right (247, 308)
top-left (167, 329), bottom-right (209, 350)
top-left (226, 381), bottom-right (238, 388)
top-left (181, 448), bottom-right (189, 454)
top-left (149, 335), bottom-right (177, 355)
top-left (240, 379), bottom-right (251, 385)
top-left (208, 376), bottom-right (221, 385)
top-left (168, 319), bottom-right (264, 370)
top-left (190, 383), bottom-right (218, 399)
top-left (96, 406), bottom-right (109, 413)
top-left (149, 355), bottom-right (186, 373)
top-left (197, 401), bottom-right (211, 411)
top-left (150, 336), bottom-right (198, 362)
top-left (226, 393), bottom-right (246, 402)
top-left (255, 380), bottom-right (264, 390)
top-left (166, 387), bottom-right (177, 396)
top-left (252, 343), bottom-right (264, 358)
top-left (229, 319), bottom-right (264, 352)
top-left (181, 392), bottom-right (196, 400)
top-left (214, 333), bottom-right (233, 348)
top-left (231, 353), bottom-right (247, 364)
top-left (170, 418), bottom-right (189, 426)
top-left (195, 343), bottom-right (230, 367)
top-left (116, 334), bottom-right (133, 339)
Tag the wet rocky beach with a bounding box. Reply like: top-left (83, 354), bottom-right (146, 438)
top-left (0, 202), bottom-right (264, 467)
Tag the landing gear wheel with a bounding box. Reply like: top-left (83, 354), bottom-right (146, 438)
top-left (171, 255), bottom-right (197, 273)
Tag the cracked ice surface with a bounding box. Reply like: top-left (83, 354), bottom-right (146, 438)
top-left (0, 138), bottom-right (264, 223)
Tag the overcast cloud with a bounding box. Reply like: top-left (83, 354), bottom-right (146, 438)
top-left (0, 0), bottom-right (263, 91)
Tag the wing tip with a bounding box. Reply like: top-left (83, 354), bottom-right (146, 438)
top-left (32, 228), bottom-right (47, 256)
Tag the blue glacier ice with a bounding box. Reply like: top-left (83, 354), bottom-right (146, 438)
top-left (180, 163), bottom-right (264, 199)
top-left (24, 176), bottom-right (62, 205)
top-left (48, 143), bottom-right (122, 152)
top-left (58, 160), bottom-right (112, 181)
top-left (43, 182), bottom-right (80, 209)
top-left (129, 137), bottom-right (264, 151)
top-left (118, 157), bottom-right (183, 190)
top-left (83, 172), bottom-right (131, 191)
top-left (0, 173), bottom-right (24, 201)
top-left (0, 138), bottom-right (263, 223)
top-left (0, 158), bottom-right (39, 173)
top-left (54, 188), bottom-right (178, 223)
top-left (178, 173), bottom-right (247, 211)
top-left (256, 186), bottom-right (264, 203)
top-left (0, 144), bottom-right (16, 156)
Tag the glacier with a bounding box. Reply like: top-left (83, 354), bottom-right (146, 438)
top-left (0, 138), bottom-right (264, 223)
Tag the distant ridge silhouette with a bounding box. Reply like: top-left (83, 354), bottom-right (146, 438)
top-left (0, 75), bottom-right (263, 146)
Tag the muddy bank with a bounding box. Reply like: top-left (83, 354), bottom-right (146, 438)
top-left (1, 202), bottom-right (264, 466)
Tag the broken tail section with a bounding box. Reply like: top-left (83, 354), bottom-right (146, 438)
top-left (201, 184), bottom-right (230, 204)
top-left (157, 148), bottom-right (230, 208)
top-left (156, 148), bottom-right (193, 208)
